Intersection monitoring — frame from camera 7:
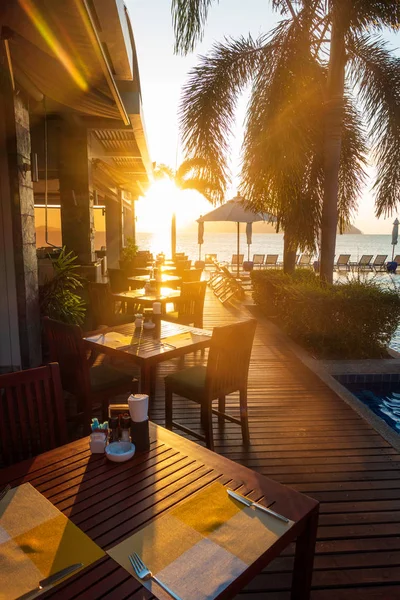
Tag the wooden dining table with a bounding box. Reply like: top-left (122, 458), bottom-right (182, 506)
top-left (0, 423), bottom-right (319, 600)
top-left (113, 287), bottom-right (181, 306)
top-left (128, 274), bottom-right (182, 288)
top-left (84, 321), bottom-right (212, 398)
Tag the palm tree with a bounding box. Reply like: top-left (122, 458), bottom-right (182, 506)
top-left (171, 0), bottom-right (400, 280)
top-left (154, 158), bottom-right (219, 257)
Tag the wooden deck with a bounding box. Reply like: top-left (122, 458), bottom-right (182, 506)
top-left (148, 288), bottom-right (400, 599)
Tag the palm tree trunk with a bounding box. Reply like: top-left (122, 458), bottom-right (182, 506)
top-left (319, 12), bottom-right (346, 284)
top-left (283, 228), bottom-right (297, 274)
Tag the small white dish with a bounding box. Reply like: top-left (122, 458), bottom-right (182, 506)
top-left (105, 441), bottom-right (135, 462)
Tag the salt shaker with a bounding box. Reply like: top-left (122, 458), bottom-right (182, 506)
top-left (134, 313), bottom-right (143, 328)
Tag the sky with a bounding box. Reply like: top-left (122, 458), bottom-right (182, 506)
top-left (127, 0), bottom-right (400, 234)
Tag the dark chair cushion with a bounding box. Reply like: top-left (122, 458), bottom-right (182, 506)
top-left (90, 362), bottom-right (133, 393)
top-left (165, 366), bottom-right (206, 402)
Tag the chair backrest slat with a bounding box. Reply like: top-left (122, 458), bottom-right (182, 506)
top-left (182, 269), bottom-right (202, 283)
top-left (206, 320), bottom-right (257, 399)
top-left (43, 317), bottom-right (90, 399)
top-left (0, 363), bottom-right (67, 466)
top-left (178, 281), bottom-right (207, 328)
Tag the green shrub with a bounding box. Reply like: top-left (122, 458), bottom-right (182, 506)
top-left (251, 270), bottom-right (400, 358)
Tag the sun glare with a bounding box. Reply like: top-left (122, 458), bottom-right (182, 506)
top-left (135, 179), bottom-right (211, 255)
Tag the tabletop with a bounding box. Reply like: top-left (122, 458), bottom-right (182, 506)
top-left (113, 287), bottom-right (181, 303)
top-left (128, 274), bottom-right (182, 284)
top-left (83, 321), bottom-right (212, 367)
top-left (0, 423), bottom-right (319, 600)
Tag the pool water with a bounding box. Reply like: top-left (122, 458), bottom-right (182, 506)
top-left (346, 382), bottom-right (400, 434)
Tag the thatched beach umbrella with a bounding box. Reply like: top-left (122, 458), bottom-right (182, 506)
top-left (198, 196), bottom-right (275, 276)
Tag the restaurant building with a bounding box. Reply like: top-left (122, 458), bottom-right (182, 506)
top-left (0, 0), bottom-right (152, 371)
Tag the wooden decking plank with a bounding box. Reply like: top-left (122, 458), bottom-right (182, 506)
top-left (148, 288), bottom-right (400, 598)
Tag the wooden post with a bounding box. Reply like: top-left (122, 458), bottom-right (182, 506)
top-left (0, 85), bottom-right (41, 368)
top-left (59, 124), bottom-right (95, 264)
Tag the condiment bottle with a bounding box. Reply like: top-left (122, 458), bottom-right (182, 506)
top-left (135, 313), bottom-right (143, 328)
top-left (109, 416), bottom-right (119, 443)
top-left (120, 414), bottom-right (131, 442)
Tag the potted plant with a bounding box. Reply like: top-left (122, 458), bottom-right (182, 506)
top-left (39, 247), bottom-right (86, 326)
top-left (119, 237), bottom-right (139, 274)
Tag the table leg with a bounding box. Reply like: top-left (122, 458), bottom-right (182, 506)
top-left (140, 364), bottom-right (152, 397)
top-left (291, 508), bottom-right (319, 600)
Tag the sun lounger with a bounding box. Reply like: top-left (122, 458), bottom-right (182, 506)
top-left (231, 254), bottom-right (244, 267)
top-left (252, 254), bottom-right (265, 268)
top-left (205, 253), bottom-right (218, 267)
top-left (350, 255), bottom-right (373, 270)
top-left (372, 255), bottom-right (388, 271)
top-left (335, 254), bottom-right (351, 271)
top-left (393, 255), bottom-right (400, 264)
top-left (264, 254), bottom-right (279, 268)
top-left (298, 253), bottom-right (312, 267)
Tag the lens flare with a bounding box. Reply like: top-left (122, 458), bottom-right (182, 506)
top-left (18, 0), bottom-right (88, 91)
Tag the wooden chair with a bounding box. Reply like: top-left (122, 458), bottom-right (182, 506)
top-left (43, 317), bottom-right (137, 429)
top-left (165, 319), bottom-right (257, 450)
top-left (0, 363), bottom-right (67, 466)
top-left (175, 259), bottom-right (192, 277)
top-left (88, 282), bottom-right (136, 328)
top-left (165, 281), bottom-right (207, 328)
top-left (108, 268), bottom-right (130, 293)
top-left (182, 268), bottom-right (202, 283)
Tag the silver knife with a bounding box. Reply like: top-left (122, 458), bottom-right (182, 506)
top-left (227, 488), bottom-right (290, 523)
top-left (17, 563), bottom-right (83, 600)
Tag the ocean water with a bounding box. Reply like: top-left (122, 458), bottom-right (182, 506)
top-left (136, 232), bottom-right (397, 264)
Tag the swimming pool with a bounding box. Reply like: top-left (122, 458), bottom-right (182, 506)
top-left (344, 381), bottom-right (400, 435)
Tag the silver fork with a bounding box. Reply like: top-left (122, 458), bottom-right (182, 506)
top-left (129, 552), bottom-right (182, 600)
top-left (0, 484), bottom-right (10, 502)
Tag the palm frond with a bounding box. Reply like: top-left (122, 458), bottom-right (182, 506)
top-left (346, 1), bottom-right (400, 33)
top-left (175, 157), bottom-right (209, 181)
top-left (179, 35), bottom-right (268, 203)
top-left (337, 96), bottom-right (368, 232)
top-left (154, 164), bottom-right (175, 180)
top-left (179, 177), bottom-right (220, 202)
top-left (171, 0), bottom-right (216, 55)
top-left (348, 34), bottom-right (400, 217)
top-left (240, 14), bottom-right (326, 249)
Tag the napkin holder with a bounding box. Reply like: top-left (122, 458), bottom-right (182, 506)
top-left (130, 419), bottom-right (150, 453)
top-left (128, 393), bottom-right (150, 452)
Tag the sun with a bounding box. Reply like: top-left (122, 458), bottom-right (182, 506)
top-left (135, 178), bottom-right (211, 252)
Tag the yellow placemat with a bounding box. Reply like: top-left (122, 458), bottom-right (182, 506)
top-left (0, 483), bottom-right (104, 600)
top-left (107, 482), bottom-right (294, 600)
